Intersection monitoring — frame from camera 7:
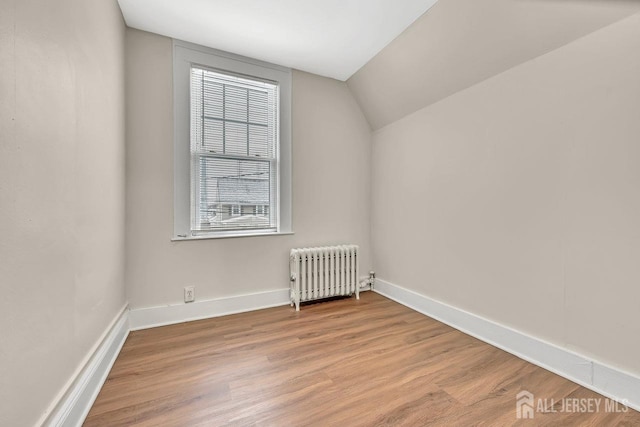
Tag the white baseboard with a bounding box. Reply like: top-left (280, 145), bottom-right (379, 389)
top-left (373, 278), bottom-right (640, 412)
top-left (129, 288), bottom-right (291, 331)
top-left (41, 305), bottom-right (130, 427)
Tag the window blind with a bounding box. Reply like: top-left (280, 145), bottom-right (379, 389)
top-left (190, 66), bottom-right (279, 233)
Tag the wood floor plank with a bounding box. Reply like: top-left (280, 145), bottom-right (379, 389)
top-left (85, 292), bottom-right (640, 426)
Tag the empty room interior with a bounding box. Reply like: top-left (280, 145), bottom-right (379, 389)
top-left (2, 0), bottom-right (640, 425)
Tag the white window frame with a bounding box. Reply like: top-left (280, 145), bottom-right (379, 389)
top-left (173, 40), bottom-right (292, 240)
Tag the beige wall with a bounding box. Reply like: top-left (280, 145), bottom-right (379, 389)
top-left (0, 0), bottom-right (126, 426)
top-left (125, 29), bottom-right (371, 309)
top-left (348, 0), bottom-right (640, 130)
top-left (370, 13), bottom-right (640, 376)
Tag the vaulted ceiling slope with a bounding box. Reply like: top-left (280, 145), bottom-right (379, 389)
top-left (117, 0), bottom-right (438, 81)
top-left (347, 0), bottom-right (640, 131)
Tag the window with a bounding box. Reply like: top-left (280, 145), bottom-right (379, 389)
top-left (173, 41), bottom-right (292, 239)
top-left (190, 67), bottom-right (277, 232)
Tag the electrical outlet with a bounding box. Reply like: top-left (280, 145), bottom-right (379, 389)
top-left (184, 286), bottom-right (195, 303)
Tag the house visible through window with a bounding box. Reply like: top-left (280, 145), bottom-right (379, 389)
top-left (190, 67), bottom-right (279, 233)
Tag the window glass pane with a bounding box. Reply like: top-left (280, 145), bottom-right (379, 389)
top-left (195, 157), bottom-right (275, 231)
top-left (190, 66), bottom-right (279, 233)
top-left (224, 85), bottom-right (247, 122)
top-left (224, 121), bottom-right (248, 156)
top-left (248, 90), bottom-right (268, 125)
top-left (202, 119), bottom-right (223, 153)
top-left (203, 80), bottom-right (223, 119)
top-left (248, 124), bottom-right (269, 157)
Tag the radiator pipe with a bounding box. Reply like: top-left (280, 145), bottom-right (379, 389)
top-left (359, 271), bottom-right (375, 289)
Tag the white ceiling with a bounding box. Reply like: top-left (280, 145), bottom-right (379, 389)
top-left (117, 0), bottom-right (438, 81)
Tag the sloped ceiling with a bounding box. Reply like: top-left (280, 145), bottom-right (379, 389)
top-left (347, 0), bottom-right (640, 130)
top-left (117, 0), bottom-right (438, 81)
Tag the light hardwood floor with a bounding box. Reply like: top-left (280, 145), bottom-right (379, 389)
top-left (85, 292), bottom-right (639, 426)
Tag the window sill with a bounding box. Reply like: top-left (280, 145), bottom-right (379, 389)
top-left (171, 231), bottom-right (294, 241)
